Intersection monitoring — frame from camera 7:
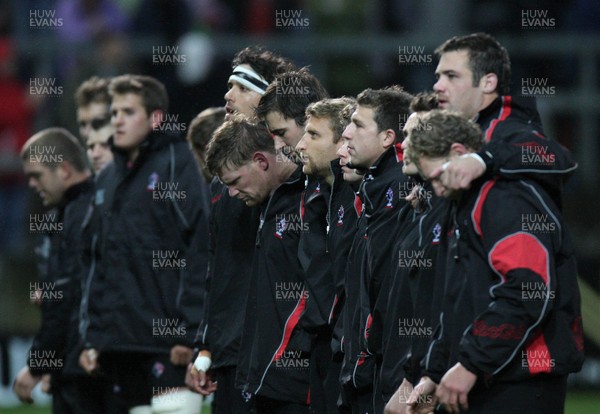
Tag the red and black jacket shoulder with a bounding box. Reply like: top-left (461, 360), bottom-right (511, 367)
top-left (476, 95), bottom-right (577, 209)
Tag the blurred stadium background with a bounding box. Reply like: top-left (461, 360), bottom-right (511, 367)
top-left (0, 0), bottom-right (599, 411)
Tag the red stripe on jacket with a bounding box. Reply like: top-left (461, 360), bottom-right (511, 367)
top-left (471, 179), bottom-right (497, 237)
top-left (273, 291), bottom-right (308, 361)
top-left (484, 96), bottom-right (512, 142)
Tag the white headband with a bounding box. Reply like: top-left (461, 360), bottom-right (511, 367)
top-left (228, 65), bottom-right (270, 95)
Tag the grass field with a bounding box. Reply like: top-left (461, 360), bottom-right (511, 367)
top-left (2, 391), bottom-right (599, 414)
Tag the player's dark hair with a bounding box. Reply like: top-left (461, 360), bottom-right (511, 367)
top-left (109, 74), bottom-right (168, 115)
top-left (356, 86), bottom-right (413, 143)
top-left (410, 91), bottom-right (439, 113)
top-left (255, 67), bottom-right (329, 127)
top-left (232, 46), bottom-right (295, 84)
top-left (75, 76), bottom-right (111, 108)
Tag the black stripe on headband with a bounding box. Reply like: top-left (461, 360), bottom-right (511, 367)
top-left (232, 70), bottom-right (269, 90)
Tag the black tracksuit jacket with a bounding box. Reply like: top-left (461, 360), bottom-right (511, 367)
top-left (379, 183), bottom-right (446, 400)
top-left (197, 179), bottom-right (261, 369)
top-left (340, 144), bottom-right (408, 391)
top-left (327, 159), bottom-right (362, 359)
top-left (81, 133), bottom-right (209, 354)
top-left (28, 179), bottom-right (95, 377)
top-left (423, 177), bottom-right (584, 384)
top-left (236, 166), bottom-right (313, 404)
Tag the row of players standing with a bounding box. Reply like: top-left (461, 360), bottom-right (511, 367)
top-left (14, 32), bottom-right (584, 414)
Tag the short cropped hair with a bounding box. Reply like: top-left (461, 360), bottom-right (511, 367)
top-left (187, 107), bottom-right (226, 153)
top-left (408, 110), bottom-right (484, 160)
top-left (21, 127), bottom-right (89, 172)
top-left (410, 91), bottom-right (439, 113)
top-left (435, 33), bottom-right (511, 95)
top-left (232, 46), bottom-right (295, 84)
top-left (356, 86), bottom-right (413, 142)
top-left (206, 116), bottom-right (275, 176)
top-left (75, 76), bottom-right (111, 108)
top-left (109, 74), bottom-right (168, 115)
top-left (306, 97), bottom-right (356, 143)
top-left (255, 68), bottom-right (329, 127)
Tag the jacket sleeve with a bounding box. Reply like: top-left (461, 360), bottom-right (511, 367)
top-left (458, 181), bottom-right (559, 377)
top-left (479, 127), bottom-right (577, 205)
top-left (192, 178), bottom-right (222, 351)
top-left (29, 207), bottom-right (83, 375)
top-left (171, 145), bottom-right (210, 348)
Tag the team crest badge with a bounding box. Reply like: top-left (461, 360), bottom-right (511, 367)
top-left (274, 217), bottom-right (288, 239)
top-left (337, 205), bottom-right (345, 226)
top-left (152, 361), bottom-right (165, 378)
top-left (432, 223), bottom-right (441, 245)
top-left (385, 187), bottom-right (394, 209)
top-left (147, 172), bottom-right (159, 191)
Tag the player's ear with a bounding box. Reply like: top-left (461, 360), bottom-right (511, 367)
top-left (381, 129), bottom-right (396, 149)
top-left (253, 151), bottom-right (270, 171)
top-left (481, 73), bottom-right (498, 94)
top-left (449, 142), bottom-right (469, 157)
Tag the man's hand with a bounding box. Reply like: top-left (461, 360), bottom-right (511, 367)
top-left (13, 366), bottom-right (41, 404)
top-left (435, 362), bottom-right (477, 414)
top-left (407, 376), bottom-right (437, 414)
top-left (79, 348), bottom-right (100, 374)
top-left (186, 362), bottom-right (217, 396)
top-left (170, 345), bottom-right (194, 366)
top-left (385, 378), bottom-right (413, 414)
top-left (431, 155), bottom-right (485, 191)
top-left (40, 374), bottom-right (52, 393)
